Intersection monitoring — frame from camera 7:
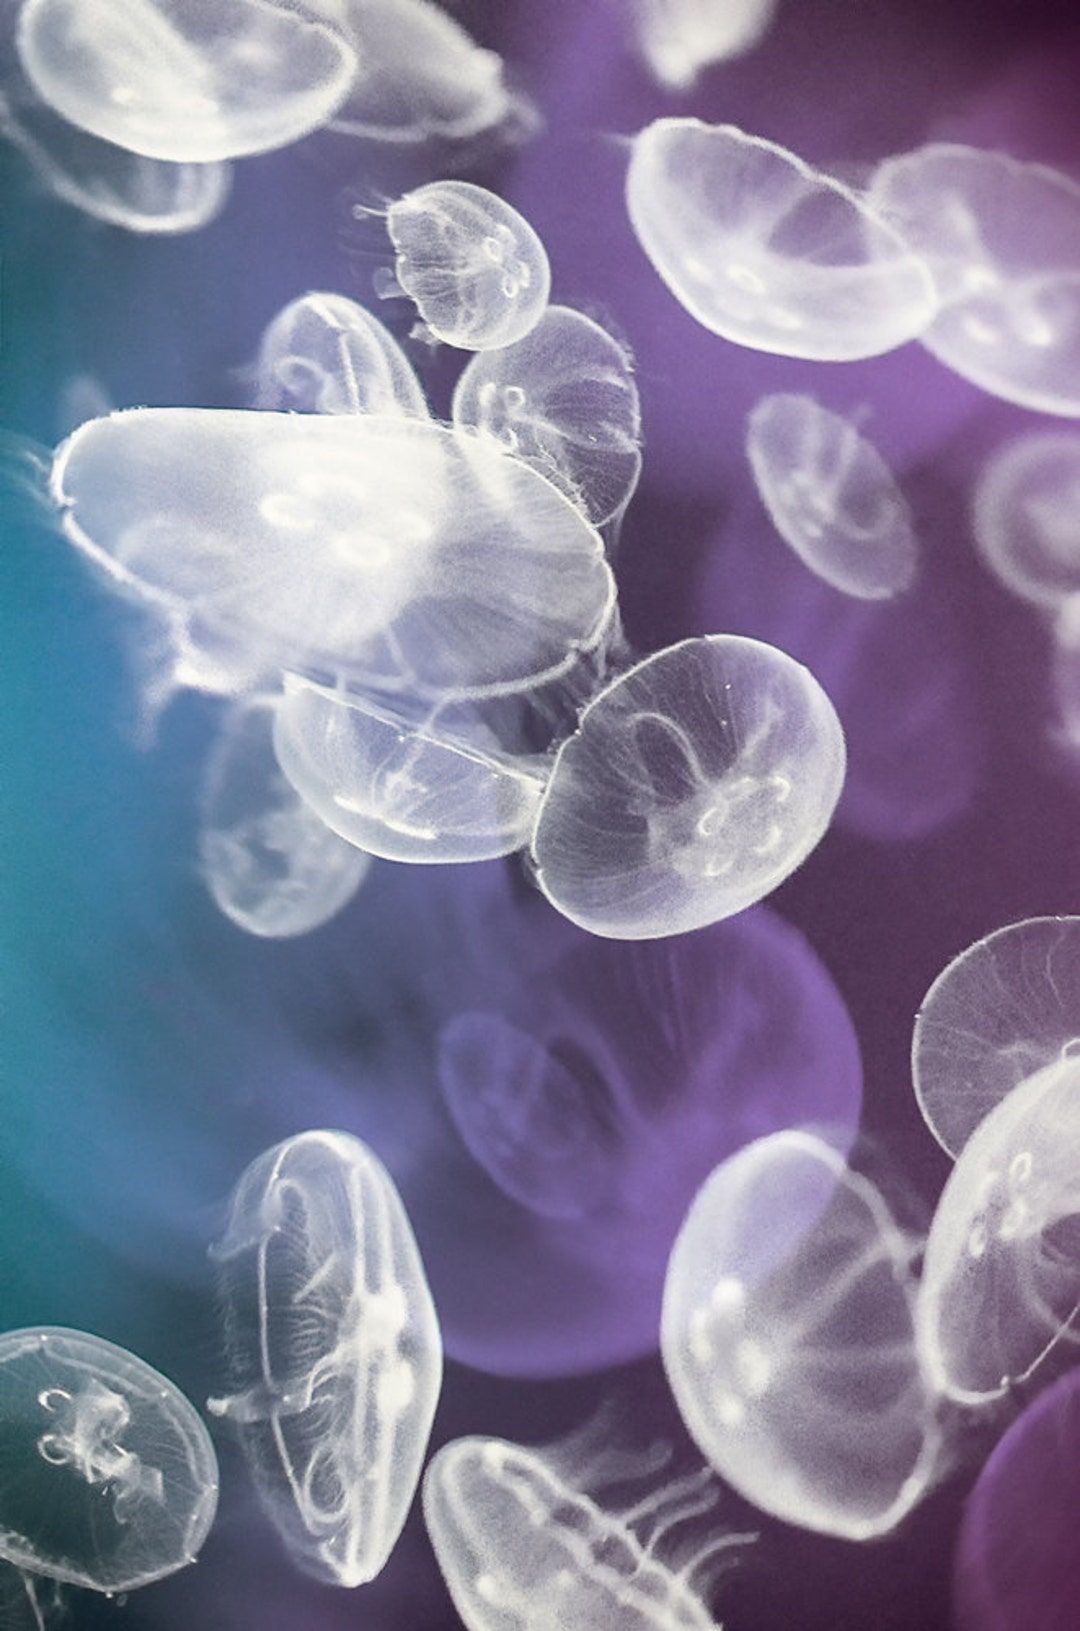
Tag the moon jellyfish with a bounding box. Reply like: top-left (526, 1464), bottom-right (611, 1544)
top-left (746, 394), bottom-right (919, 601)
top-left (51, 409), bottom-right (616, 699)
top-left (383, 181), bottom-right (551, 351)
top-left (15, 0), bottom-right (357, 163)
top-left (972, 431), bottom-right (1080, 612)
top-left (662, 1131), bottom-right (942, 1540)
top-left (625, 119), bottom-right (938, 362)
top-left (198, 697), bottom-right (371, 939)
top-left (917, 1054), bottom-right (1080, 1405)
top-left (208, 1129), bottom-right (443, 1587)
top-left (530, 635), bottom-right (846, 941)
top-left (451, 305), bottom-right (643, 528)
top-left (252, 292), bottom-right (429, 419)
top-left (273, 675), bottom-right (545, 865)
top-left (868, 145), bottom-right (1080, 416)
top-left (631, 0), bottom-right (779, 89)
top-left (0, 1327), bottom-right (218, 1592)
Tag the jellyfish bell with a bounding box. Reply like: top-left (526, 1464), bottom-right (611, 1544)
top-left (972, 431), bottom-right (1080, 613)
top-left (0, 1327), bottom-right (218, 1593)
top-left (630, 0), bottom-right (779, 90)
top-left (251, 291), bottom-right (429, 419)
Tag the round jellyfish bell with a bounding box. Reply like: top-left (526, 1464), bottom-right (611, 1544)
top-left (661, 1131), bottom-right (942, 1541)
top-left (251, 291), bottom-right (429, 419)
top-left (208, 1129), bottom-right (443, 1588)
top-left (631, 0), bottom-right (779, 90)
top-left (972, 431), bottom-right (1080, 613)
top-left (0, 1327), bottom-right (218, 1593)
top-left (529, 634), bottom-right (846, 941)
top-left (746, 393), bottom-right (919, 601)
top-left (625, 119), bottom-right (938, 362)
top-left (383, 180), bottom-right (551, 350)
top-left (867, 145), bottom-right (1080, 417)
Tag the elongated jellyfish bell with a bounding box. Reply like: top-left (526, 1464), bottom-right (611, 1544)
top-left (252, 291), bottom-right (429, 419)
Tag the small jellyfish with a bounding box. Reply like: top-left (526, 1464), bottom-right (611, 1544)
top-left (746, 393), bottom-right (919, 601)
top-left (0, 1327), bottom-right (218, 1593)
top-left (630, 0), bottom-right (779, 90)
top-left (662, 1131), bottom-right (943, 1541)
top-left (208, 1129), bottom-right (443, 1587)
top-left (625, 119), bottom-right (938, 362)
top-left (868, 145), bottom-right (1080, 417)
top-left (251, 291), bottom-right (429, 419)
top-left (972, 431), bottom-right (1080, 612)
top-left (451, 304), bottom-right (643, 529)
top-left (198, 696), bottom-right (371, 939)
top-left (529, 634), bottom-right (846, 941)
top-left (15, 0), bottom-right (357, 163)
top-left (382, 181), bottom-right (551, 350)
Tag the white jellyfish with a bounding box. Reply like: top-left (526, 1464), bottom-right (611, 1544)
top-left (15, 0), bottom-right (357, 164)
top-left (251, 291), bottom-right (429, 419)
top-left (868, 145), bottom-right (1080, 417)
top-left (451, 304), bottom-right (643, 529)
top-left (630, 0), bottom-right (779, 90)
top-left (972, 431), bottom-right (1080, 612)
top-left (208, 1129), bottom-right (443, 1588)
top-left (529, 634), bottom-right (846, 941)
top-left (746, 394), bottom-right (919, 600)
top-left (0, 1327), bottom-right (218, 1593)
top-left (661, 1131), bottom-right (942, 1540)
top-left (916, 1053), bottom-right (1080, 1406)
top-left (626, 119), bottom-right (938, 362)
top-left (381, 181), bottom-right (551, 350)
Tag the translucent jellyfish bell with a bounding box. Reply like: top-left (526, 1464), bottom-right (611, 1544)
top-left (529, 634), bottom-right (846, 940)
top-left (15, 0), bottom-right (357, 163)
top-left (662, 1131), bottom-right (942, 1541)
top-left (625, 119), bottom-right (938, 362)
top-left (0, 1327), bottom-right (218, 1593)
top-left (208, 1130), bottom-right (442, 1588)
top-left (972, 431), bottom-right (1080, 612)
top-left (746, 394), bottom-right (919, 600)
top-left (251, 291), bottom-right (429, 419)
top-left (384, 181), bottom-right (551, 350)
top-left (631, 0), bottom-right (779, 89)
top-left (451, 304), bottom-right (643, 528)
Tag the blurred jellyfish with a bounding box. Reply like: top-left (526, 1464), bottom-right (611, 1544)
top-left (912, 916), bottom-right (1080, 1158)
top-left (198, 697), bottom-right (371, 939)
top-left (0, 1327), bottom-right (218, 1592)
top-left (54, 373), bottom-right (113, 440)
top-left (381, 181), bottom-right (551, 350)
top-left (746, 393), bottom-right (919, 600)
top-left (208, 1129), bottom-right (443, 1588)
top-left (630, 0), bottom-right (779, 89)
top-left (0, 1565), bottom-right (63, 1630)
top-left (530, 634), bottom-right (846, 941)
top-left (451, 304), bottom-right (643, 529)
top-left (251, 291), bottom-right (429, 418)
top-left (972, 430), bottom-right (1080, 612)
top-left (15, 0), bottom-right (357, 163)
top-left (625, 119), bottom-right (938, 362)
top-left (917, 1053), bottom-right (1080, 1406)
top-left (662, 1131), bottom-right (942, 1540)
top-left (868, 145), bottom-right (1080, 416)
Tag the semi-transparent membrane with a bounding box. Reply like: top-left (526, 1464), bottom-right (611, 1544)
top-left (208, 1129), bottom-right (442, 1587)
top-left (0, 1327), bottom-right (218, 1593)
top-left (746, 393), bottom-right (919, 600)
top-left (530, 634), bottom-right (846, 940)
top-left (626, 119), bottom-right (938, 361)
top-left (252, 291), bottom-right (429, 419)
top-left (662, 1131), bottom-right (941, 1540)
top-left (630, 0), bottom-right (779, 90)
top-left (913, 917), bottom-right (1080, 1158)
top-left (972, 431), bottom-right (1080, 611)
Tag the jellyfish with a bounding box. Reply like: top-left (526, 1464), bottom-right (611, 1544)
top-left (198, 696), bottom-right (371, 939)
top-left (972, 431), bottom-right (1080, 612)
top-left (662, 1131), bottom-right (943, 1540)
top-left (629, 0), bottom-right (779, 89)
top-left (0, 1327), bottom-right (218, 1593)
top-left (912, 917), bottom-right (1080, 1159)
top-left (529, 634), bottom-right (846, 941)
top-left (867, 145), bottom-right (1080, 417)
top-left (251, 292), bottom-right (429, 419)
top-left (15, 0), bottom-right (357, 163)
top-left (451, 305), bottom-right (643, 529)
top-left (208, 1129), bottom-right (443, 1588)
top-left (381, 181), bottom-right (551, 350)
top-left (625, 119), bottom-right (938, 362)
top-left (745, 393), bottom-right (919, 601)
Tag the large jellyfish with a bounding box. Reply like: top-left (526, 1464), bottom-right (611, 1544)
top-left (972, 431), bottom-right (1080, 612)
top-left (625, 119), bottom-right (938, 362)
top-left (0, 1327), bottom-right (218, 1593)
top-left (530, 634), bottom-right (846, 940)
top-left (629, 0), bottom-right (779, 90)
top-left (208, 1129), bottom-right (443, 1588)
top-left (661, 1131), bottom-right (943, 1540)
top-left (251, 291), bottom-right (429, 419)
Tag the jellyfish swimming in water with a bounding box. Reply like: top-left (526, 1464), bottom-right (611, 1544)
top-left (625, 119), bottom-right (938, 362)
top-left (629, 0), bottom-right (779, 90)
top-left (208, 1129), bottom-right (443, 1588)
top-left (972, 430), bottom-right (1080, 613)
top-left (0, 1326), bottom-right (218, 1593)
top-left (529, 633), bottom-right (846, 941)
top-left (251, 290), bottom-right (429, 419)
top-left (661, 1130), bottom-right (943, 1541)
